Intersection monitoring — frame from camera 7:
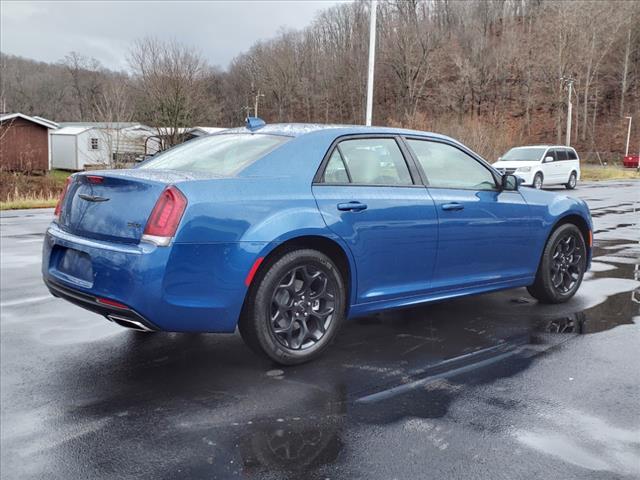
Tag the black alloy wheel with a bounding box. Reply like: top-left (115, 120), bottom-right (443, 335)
top-left (527, 223), bottom-right (586, 304)
top-left (239, 249), bottom-right (346, 365)
top-left (270, 265), bottom-right (336, 350)
top-left (549, 232), bottom-right (584, 294)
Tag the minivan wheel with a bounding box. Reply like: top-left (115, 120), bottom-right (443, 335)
top-left (565, 172), bottom-right (577, 190)
top-left (239, 249), bottom-right (346, 365)
top-left (527, 223), bottom-right (586, 304)
top-left (533, 173), bottom-right (543, 189)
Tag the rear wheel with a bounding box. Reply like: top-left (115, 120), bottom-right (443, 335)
top-left (527, 224), bottom-right (586, 304)
top-left (533, 173), bottom-right (543, 189)
top-left (565, 172), bottom-right (577, 190)
top-left (239, 249), bottom-right (346, 365)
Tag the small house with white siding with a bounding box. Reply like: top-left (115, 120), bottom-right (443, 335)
top-left (51, 122), bottom-right (161, 170)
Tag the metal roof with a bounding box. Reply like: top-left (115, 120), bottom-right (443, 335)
top-left (51, 126), bottom-right (95, 135)
top-left (0, 113), bottom-right (57, 129)
top-left (57, 122), bottom-right (146, 130)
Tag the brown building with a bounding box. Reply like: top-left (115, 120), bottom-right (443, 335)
top-left (0, 113), bottom-right (57, 172)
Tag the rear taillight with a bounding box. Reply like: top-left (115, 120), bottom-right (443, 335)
top-left (54, 176), bottom-right (73, 219)
top-left (141, 186), bottom-right (187, 246)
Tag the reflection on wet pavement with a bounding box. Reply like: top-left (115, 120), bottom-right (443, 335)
top-left (1, 184), bottom-right (639, 479)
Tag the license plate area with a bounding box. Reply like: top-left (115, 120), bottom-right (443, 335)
top-left (52, 246), bottom-right (94, 287)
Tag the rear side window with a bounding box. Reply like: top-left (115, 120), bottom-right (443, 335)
top-left (139, 134), bottom-right (290, 175)
top-left (567, 149), bottom-right (578, 160)
top-left (323, 149), bottom-right (350, 183)
top-left (556, 149), bottom-right (568, 161)
top-left (322, 138), bottom-right (413, 185)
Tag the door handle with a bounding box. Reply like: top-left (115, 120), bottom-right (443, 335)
top-left (441, 202), bottom-right (464, 211)
top-left (337, 201), bottom-right (368, 212)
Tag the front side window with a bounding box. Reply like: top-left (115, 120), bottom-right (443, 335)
top-left (323, 138), bottom-right (412, 185)
top-left (544, 149), bottom-right (557, 162)
top-left (139, 134), bottom-right (290, 175)
top-left (407, 139), bottom-right (496, 191)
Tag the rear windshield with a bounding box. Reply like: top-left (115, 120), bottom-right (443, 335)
top-left (139, 134), bottom-right (290, 175)
top-left (501, 147), bottom-right (546, 161)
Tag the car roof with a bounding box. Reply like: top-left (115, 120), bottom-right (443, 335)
top-left (510, 145), bottom-right (577, 150)
top-left (222, 122), bottom-right (457, 142)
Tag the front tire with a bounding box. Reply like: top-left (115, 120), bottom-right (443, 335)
top-left (565, 172), bottom-right (577, 190)
top-left (527, 224), bottom-right (586, 304)
top-left (533, 172), bottom-right (543, 189)
top-left (239, 249), bottom-right (346, 365)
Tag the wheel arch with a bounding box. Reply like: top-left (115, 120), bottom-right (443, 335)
top-left (530, 212), bottom-right (592, 284)
top-left (242, 234), bottom-right (356, 316)
top-left (547, 213), bottom-right (592, 266)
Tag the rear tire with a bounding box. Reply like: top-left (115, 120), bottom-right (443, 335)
top-left (527, 224), bottom-right (586, 304)
top-left (238, 249), bottom-right (346, 365)
top-left (533, 173), bottom-right (543, 189)
top-left (565, 172), bottom-right (577, 190)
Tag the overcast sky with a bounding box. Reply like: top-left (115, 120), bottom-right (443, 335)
top-left (1, 1), bottom-right (346, 71)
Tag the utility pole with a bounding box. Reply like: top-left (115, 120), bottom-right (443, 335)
top-left (624, 116), bottom-right (632, 156)
top-left (561, 76), bottom-right (575, 146)
top-left (254, 91), bottom-right (265, 118)
top-left (365, 0), bottom-right (378, 126)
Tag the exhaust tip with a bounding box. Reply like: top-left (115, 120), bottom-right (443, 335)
top-left (107, 315), bottom-right (154, 332)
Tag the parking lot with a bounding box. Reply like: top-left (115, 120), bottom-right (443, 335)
top-left (1, 181), bottom-right (639, 479)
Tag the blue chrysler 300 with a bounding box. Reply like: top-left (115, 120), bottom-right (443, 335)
top-left (42, 120), bottom-right (593, 364)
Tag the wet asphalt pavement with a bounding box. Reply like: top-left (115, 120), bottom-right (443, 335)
top-left (1, 181), bottom-right (639, 480)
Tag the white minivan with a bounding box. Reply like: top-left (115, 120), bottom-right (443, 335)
top-left (493, 145), bottom-right (580, 189)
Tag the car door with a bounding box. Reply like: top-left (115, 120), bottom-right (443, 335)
top-left (312, 136), bottom-right (438, 304)
top-left (540, 148), bottom-right (557, 184)
top-left (555, 148), bottom-right (570, 183)
top-left (404, 137), bottom-right (535, 291)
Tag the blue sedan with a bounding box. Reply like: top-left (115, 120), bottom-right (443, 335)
top-left (42, 120), bottom-right (592, 364)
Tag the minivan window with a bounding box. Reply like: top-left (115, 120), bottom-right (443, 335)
top-left (139, 134), bottom-right (290, 175)
top-left (556, 149), bottom-right (568, 161)
top-left (567, 149), bottom-right (578, 160)
top-left (501, 147), bottom-right (546, 161)
top-left (544, 150), bottom-right (557, 162)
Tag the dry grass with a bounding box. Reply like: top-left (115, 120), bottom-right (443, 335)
top-left (0, 170), bottom-right (71, 210)
top-left (581, 165), bottom-right (640, 181)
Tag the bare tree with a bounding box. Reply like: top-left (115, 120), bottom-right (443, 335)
top-left (128, 37), bottom-right (208, 149)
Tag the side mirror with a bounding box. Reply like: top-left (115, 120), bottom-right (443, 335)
top-left (544, 156), bottom-right (554, 163)
top-left (502, 174), bottom-right (519, 191)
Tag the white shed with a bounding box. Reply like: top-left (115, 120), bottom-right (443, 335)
top-left (50, 126), bottom-right (103, 170)
top-left (51, 123), bottom-right (161, 170)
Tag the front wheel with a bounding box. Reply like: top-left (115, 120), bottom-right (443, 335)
top-left (565, 172), bottom-right (577, 190)
top-left (239, 249), bottom-right (346, 365)
top-left (527, 224), bottom-right (587, 304)
top-left (533, 173), bottom-right (543, 189)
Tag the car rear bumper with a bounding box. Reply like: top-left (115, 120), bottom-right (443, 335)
top-left (42, 223), bottom-right (264, 333)
top-left (44, 277), bottom-right (158, 331)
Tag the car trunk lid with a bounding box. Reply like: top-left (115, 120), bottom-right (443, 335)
top-left (58, 170), bottom-right (193, 244)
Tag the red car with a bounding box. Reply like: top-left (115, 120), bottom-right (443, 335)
top-left (623, 155), bottom-right (639, 168)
